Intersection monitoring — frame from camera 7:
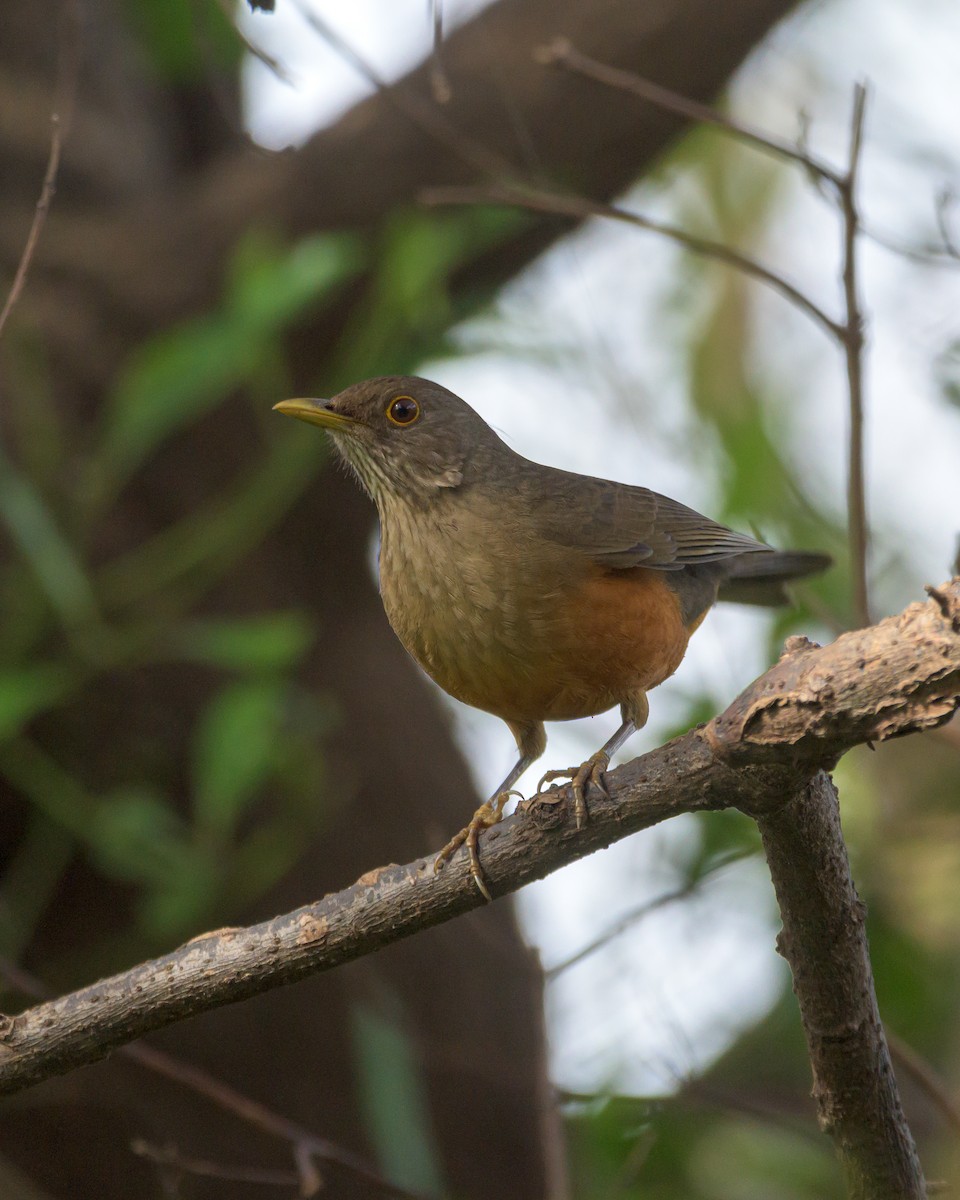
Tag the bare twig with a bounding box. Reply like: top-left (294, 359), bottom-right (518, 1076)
top-left (0, 960), bottom-right (428, 1200)
top-left (546, 849), bottom-right (752, 979)
top-left (536, 37), bottom-right (843, 188)
top-left (421, 182), bottom-right (842, 338)
top-left (546, 884), bottom-right (695, 979)
top-left (2, 581), bottom-right (958, 1197)
top-left (887, 1028), bottom-right (960, 1139)
top-left (839, 84), bottom-right (870, 627)
top-left (289, 0), bottom-right (509, 177)
top-left (428, 0), bottom-right (451, 104)
top-left (541, 35), bottom-right (960, 282)
top-left (934, 186), bottom-right (960, 261)
top-left (126, 1043), bottom-right (428, 1199)
top-left (0, 0), bottom-right (81, 342)
top-left (861, 220), bottom-right (960, 268)
top-left (131, 1141), bottom-right (302, 1190)
top-left (527, 48), bottom-right (876, 628)
top-left (0, 120), bottom-right (64, 343)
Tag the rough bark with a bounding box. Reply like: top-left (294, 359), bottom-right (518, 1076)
top-left (757, 776), bottom-right (925, 1200)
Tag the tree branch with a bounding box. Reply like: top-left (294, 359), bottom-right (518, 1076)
top-left (421, 182), bottom-right (842, 338)
top-left (535, 36), bottom-right (843, 187)
top-left (757, 774), bottom-right (925, 1199)
top-left (0, 0), bottom-right (80, 342)
top-left (839, 84), bottom-right (871, 628)
top-left (2, 580), bottom-right (959, 1193)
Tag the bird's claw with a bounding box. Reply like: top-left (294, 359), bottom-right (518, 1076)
top-left (537, 750), bottom-right (610, 829)
top-left (433, 790), bottom-right (523, 901)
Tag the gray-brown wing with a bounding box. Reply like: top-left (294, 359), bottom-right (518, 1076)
top-left (529, 469), bottom-right (768, 570)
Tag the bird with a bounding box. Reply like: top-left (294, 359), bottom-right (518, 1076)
top-left (274, 376), bottom-right (828, 898)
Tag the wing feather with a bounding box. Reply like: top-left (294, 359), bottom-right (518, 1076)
top-left (526, 468), bottom-right (768, 570)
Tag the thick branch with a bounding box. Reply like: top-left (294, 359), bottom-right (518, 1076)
top-left (2, 581), bottom-right (958, 1191)
top-left (709, 586), bottom-right (960, 764)
top-left (758, 775), bottom-right (925, 1199)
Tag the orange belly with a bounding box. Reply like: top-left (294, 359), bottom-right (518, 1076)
top-left (415, 565), bottom-right (694, 726)
top-left (532, 565), bottom-right (693, 720)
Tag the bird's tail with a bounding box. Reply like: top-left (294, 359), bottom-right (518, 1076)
top-left (718, 549), bottom-right (831, 607)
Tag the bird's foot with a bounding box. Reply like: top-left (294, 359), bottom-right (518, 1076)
top-left (537, 750), bottom-right (610, 829)
top-left (433, 790), bottom-right (523, 901)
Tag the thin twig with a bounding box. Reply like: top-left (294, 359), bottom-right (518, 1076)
top-left (126, 1043), bottom-right (427, 1199)
top-left (535, 37), bottom-right (843, 188)
top-left (547, 884), bottom-right (695, 979)
top-left (887, 1028), bottom-right (960, 1139)
top-left (934, 186), bottom-right (960, 261)
top-left (534, 48), bottom-right (876, 628)
top-left (429, 0), bottom-right (451, 104)
top-left (544, 38), bottom-right (960, 274)
top-left (559, 1083), bottom-right (819, 1139)
top-left (289, 0), bottom-right (509, 177)
top-left (546, 849), bottom-right (752, 979)
top-left (131, 1141), bottom-right (302, 1190)
top-left (0, 0), bottom-right (81, 342)
top-left (0, 959), bottom-right (429, 1200)
top-left (839, 83), bottom-right (870, 627)
top-left (422, 182), bottom-right (842, 338)
top-left (862, 220), bottom-right (960, 268)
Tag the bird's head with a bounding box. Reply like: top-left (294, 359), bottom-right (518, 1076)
top-left (273, 375), bottom-right (502, 506)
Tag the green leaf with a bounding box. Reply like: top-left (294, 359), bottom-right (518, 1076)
top-left (0, 445), bottom-right (99, 628)
top-left (0, 812), bottom-right (73, 959)
top-left (138, 844), bottom-right (221, 938)
top-left (99, 231), bottom-right (363, 491)
top-left (173, 611), bottom-right (315, 671)
top-left (101, 315), bottom-right (262, 482)
top-left (351, 1001), bottom-right (445, 1197)
top-left (333, 208), bottom-right (525, 382)
top-left (87, 786), bottom-right (186, 884)
top-left (192, 678), bottom-right (285, 834)
top-left (96, 424), bottom-right (319, 612)
top-left (122, 0), bottom-right (241, 81)
top-left (227, 231), bottom-right (364, 332)
top-left (0, 664), bottom-right (74, 739)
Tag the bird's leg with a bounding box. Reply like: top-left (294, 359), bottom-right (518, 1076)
top-left (433, 760), bottom-right (529, 901)
top-left (537, 694), bottom-right (648, 829)
top-left (434, 722), bottom-right (546, 901)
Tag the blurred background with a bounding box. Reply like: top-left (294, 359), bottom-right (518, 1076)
top-left (1, 0), bottom-right (958, 1196)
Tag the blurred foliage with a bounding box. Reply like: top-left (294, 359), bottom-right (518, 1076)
top-left (2, 3), bottom-right (960, 1197)
top-left (352, 999), bottom-right (446, 1198)
top-left (0, 204), bottom-right (514, 962)
top-left (122, 0), bottom-right (244, 81)
top-left (567, 1091), bottom-right (844, 1200)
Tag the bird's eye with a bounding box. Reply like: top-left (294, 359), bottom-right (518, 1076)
top-left (386, 395), bottom-right (420, 426)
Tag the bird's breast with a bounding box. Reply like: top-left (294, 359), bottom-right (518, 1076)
top-left (377, 499), bottom-right (693, 725)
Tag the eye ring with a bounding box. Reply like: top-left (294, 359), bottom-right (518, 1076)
top-left (386, 394), bottom-right (421, 426)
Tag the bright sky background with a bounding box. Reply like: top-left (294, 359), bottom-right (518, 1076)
top-left (241, 0), bottom-right (960, 1093)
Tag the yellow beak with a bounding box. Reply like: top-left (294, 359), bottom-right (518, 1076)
top-left (272, 398), bottom-right (357, 430)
